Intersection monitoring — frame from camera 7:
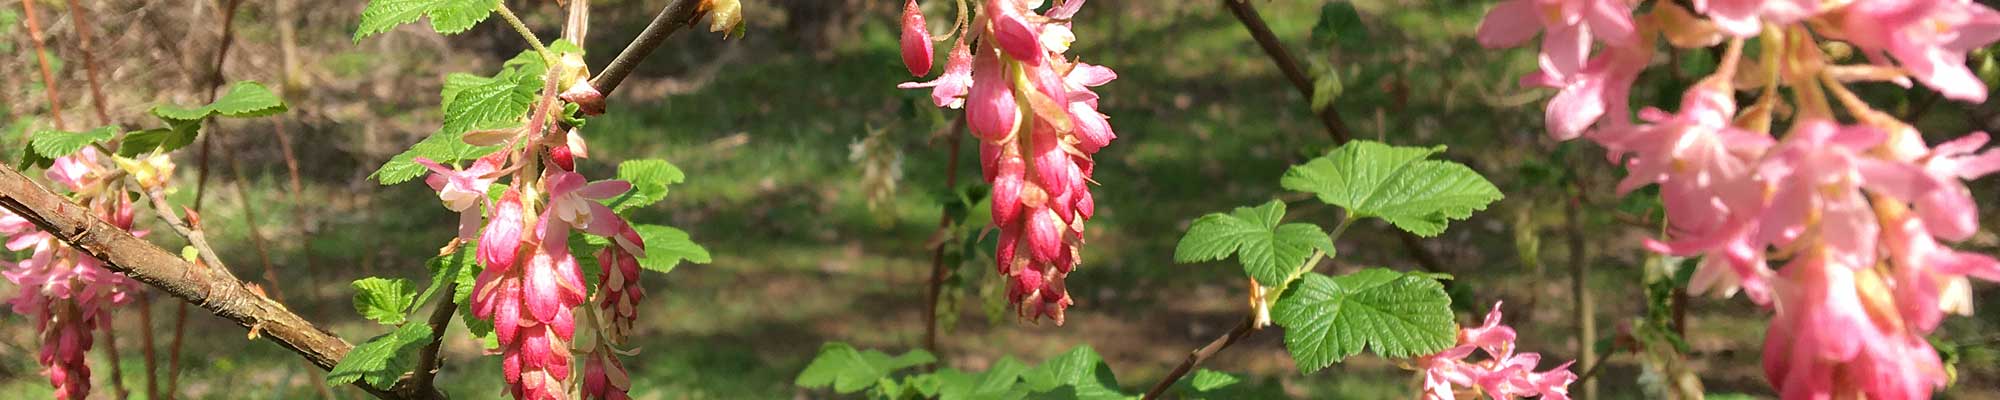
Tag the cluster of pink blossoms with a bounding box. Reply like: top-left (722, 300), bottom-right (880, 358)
top-left (1480, 0), bottom-right (2000, 397)
top-left (0, 149), bottom-right (142, 399)
top-left (1418, 302), bottom-right (1577, 400)
top-left (422, 121), bottom-right (646, 399)
top-left (900, 0), bottom-right (1118, 325)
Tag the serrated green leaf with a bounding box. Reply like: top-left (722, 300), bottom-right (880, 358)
top-left (351, 278), bottom-right (417, 325)
top-left (371, 130), bottom-right (503, 185)
top-left (325, 322), bottom-right (431, 388)
top-left (795, 342), bottom-right (936, 394)
top-left (117, 128), bottom-right (173, 157)
top-left (373, 48), bottom-right (546, 185)
top-left (1272, 269), bottom-right (1457, 373)
top-left (29, 126), bottom-right (117, 159)
top-left (354, 0), bottom-right (500, 41)
top-left (1174, 200), bottom-right (1333, 287)
top-left (152, 81), bottom-right (287, 121)
top-left (1022, 346), bottom-right (1128, 399)
top-left (1281, 140), bottom-right (1503, 237)
top-left (608, 159), bottom-right (686, 212)
top-left (1310, 72), bottom-right (1343, 112)
top-left (632, 224), bottom-right (709, 273)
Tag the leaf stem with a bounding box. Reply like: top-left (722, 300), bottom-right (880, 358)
top-left (1328, 213), bottom-right (1357, 242)
top-left (496, 3), bottom-right (556, 63)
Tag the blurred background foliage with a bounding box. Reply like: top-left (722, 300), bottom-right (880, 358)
top-left (1, 0), bottom-right (1999, 398)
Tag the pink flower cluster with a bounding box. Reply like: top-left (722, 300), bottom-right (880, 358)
top-left (1417, 302), bottom-right (1576, 400)
top-left (1, 149), bottom-right (141, 399)
top-left (1480, 0), bottom-right (2000, 397)
top-left (424, 132), bottom-right (645, 400)
top-left (900, 0), bottom-right (1117, 325)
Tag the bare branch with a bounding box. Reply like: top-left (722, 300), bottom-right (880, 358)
top-left (1141, 316), bottom-right (1259, 399)
top-left (590, 0), bottom-right (706, 96)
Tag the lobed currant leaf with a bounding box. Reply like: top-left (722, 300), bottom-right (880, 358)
top-left (933, 356), bottom-right (1031, 400)
top-left (1271, 268), bottom-right (1457, 373)
top-left (28, 126), bottom-right (117, 159)
top-left (1282, 140), bottom-right (1502, 237)
top-left (795, 342), bottom-right (936, 394)
top-left (607, 158), bottom-right (686, 212)
top-left (325, 322), bottom-right (431, 388)
top-left (1174, 200), bottom-right (1334, 287)
top-left (353, 0), bottom-right (499, 41)
top-left (351, 277), bottom-right (419, 325)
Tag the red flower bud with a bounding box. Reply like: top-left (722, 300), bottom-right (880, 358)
top-left (900, 0), bottom-right (934, 76)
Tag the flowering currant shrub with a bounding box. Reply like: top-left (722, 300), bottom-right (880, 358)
top-left (1479, 0), bottom-right (2000, 397)
top-left (1, 81), bottom-right (282, 399)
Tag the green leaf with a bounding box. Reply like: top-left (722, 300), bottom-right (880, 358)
top-left (354, 0), bottom-right (500, 40)
top-left (1309, 71), bottom-right (1343, 112)
top-left (631, 224), bottom-right (710, 274)
top-left (795, 342), bottom-right (936, 394)
top-left (415, 246), bottom-right (475, 312)
top-left (1188, 369), bottom-right (1240, 392)
top-left (1022, 346), bottom-right (1129, 399)
top-left (325, 322), bottom-right (431, 388)
top-left (350, 278), bottom-right (418, 325)
top-left (608, 159), bottom-right (686, 212)
top-left (153, 81), bottom-right (287, 121)
top-left (29, 126), bottom-right (117, 159)
top-left (1309, 2), bottom-right (1368, 49)
top-left (935, 357), bottom-right (1030, 400)
top-left (1281, 140), bottom-right (1503, 237)
top-left (371, 52), bottom-right (546, 185)
top-left (1174, 200), bottom-right (1334, 287)
top-left (1271, 268), bottom-right (1457, 373)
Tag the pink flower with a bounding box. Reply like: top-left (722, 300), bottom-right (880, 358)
top-left (900, 0), bottom-right (933, 76)
top-left (473, 226), bottom-right (586, 400)
top-left (1598, 83), bottom-right (1776, 301)
top-left (1692, 0), bottom-right (1818, 36)
top-left (1477, 0), bottom-right (1638, 81)
top-left (582, 345), bottom-right (632, 400)
top-left (595, 233), bottom-right (645, 343)
top-left (1417, 302), bottom-right (1576, 400)
top-left (1837, 0), bottom-right (2000, 102)
top-left (480, 189), bottom-right (527, 274)
top-left (967, 48), bottom-right (1020, 141)
top-left (1521, 41), bottom-right (1651, 140)
top-left (899, 40), bottom-right (975, 109)
top-left (419, 154), bottom-right (502, 239)
top-left (544, 170), bottom-right (631, 236)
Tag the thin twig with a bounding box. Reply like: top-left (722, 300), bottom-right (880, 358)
top-left (1567, 192), bottom-right (1597, 400)
top-left (228, 157), bottom-right (284, 301)
top-left (137, 293), bottom-right (159, 399)
top-left (590, 0), bottom-right (705, 96)
top-left (923, 119), bottom-right (967, 357)
top-left (1141, 316), bottom-right (1258, 399)
top-left (1575, 346), bottom-right (1617, 383)
top-left (21, 0), bottom-right (67, 130)
top-left (406, 279), bottom-right (461, 396)
top-left (102, 314), bottom-right (129, 400)
top-left (65, 0), bottom-right (112, 125)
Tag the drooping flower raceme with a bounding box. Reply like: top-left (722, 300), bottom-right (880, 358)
top-left (1478, 0), bottom-right (2000, 397)
top-left (1, 149), bottom-right (143, 399)
top-left (900, 0), bottom-right (1117, 325)
top-left (1417, 302), bottom-right (1577, 400)
top-left (420, 94), bottom-right (650, 400)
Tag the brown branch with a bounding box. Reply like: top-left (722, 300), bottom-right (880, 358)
top-left (136, 292), bottom-right (159, 399)
top-left (64, 0), bottom-right (112, 125)
top-left (1219, 0), bottom-right (1450, 275)
top-left (406, 279), bottom-right (461, 396)
top-left (1220, 0), bottom-right (1348, 143)
top-left (21, 0), bottom-right (67, 130)
top-left (1142, 316), bottom-right (1258, 399)
top-left (101, 315), bottom-right (129, 400)
top-left (0, 163), bottom-right (419, 398)
top-left (923, 119), bottom-right (967, 357)
top-left (590, 0), bottom-right (705, 97)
